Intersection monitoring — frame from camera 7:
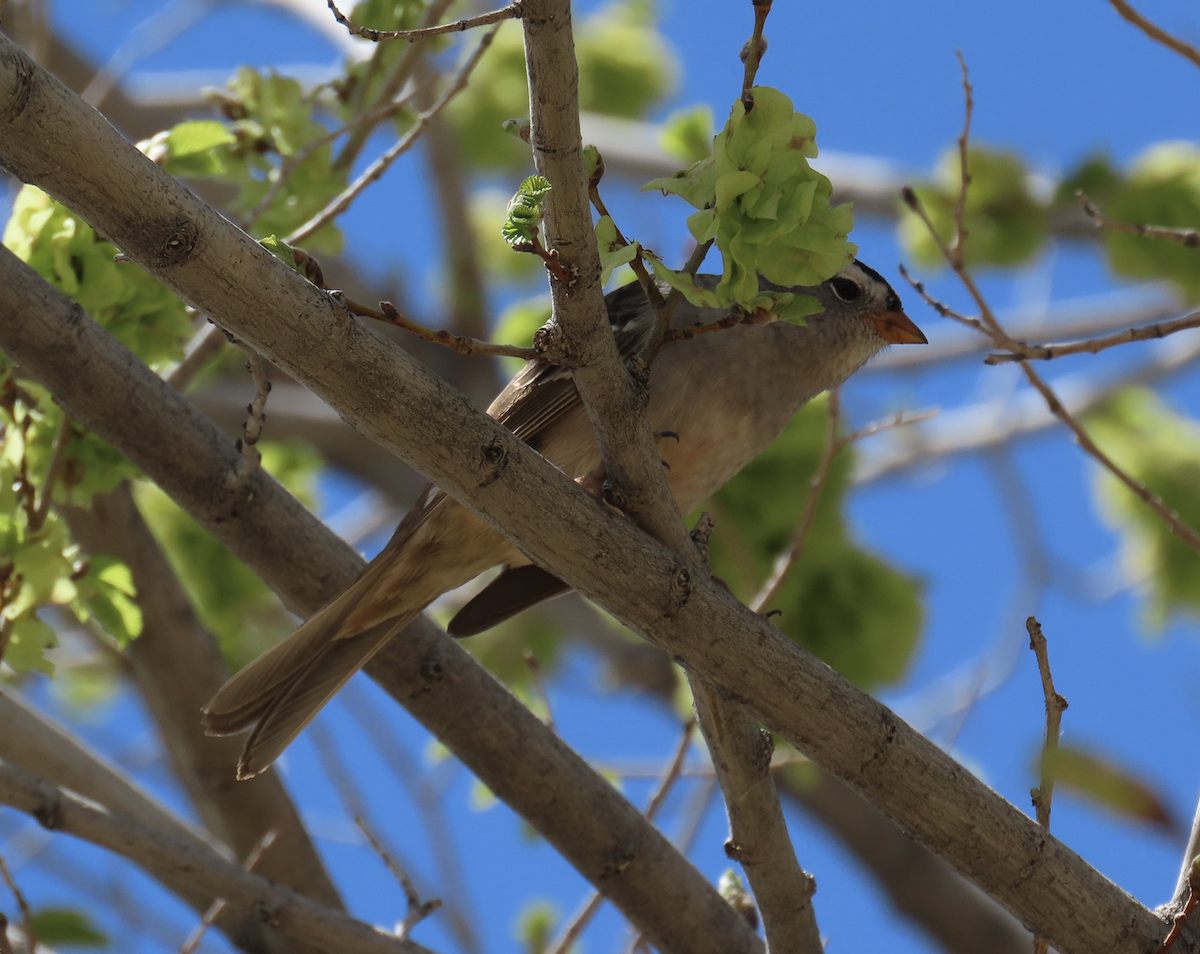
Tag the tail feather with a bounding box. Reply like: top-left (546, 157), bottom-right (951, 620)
top-left (202, 584), bottom-right (416, 779)
top-left (234, 621), bottom-right (404, 779)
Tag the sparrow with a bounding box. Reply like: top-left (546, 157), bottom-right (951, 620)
top-left (203, 260), bottom-right (926, 778)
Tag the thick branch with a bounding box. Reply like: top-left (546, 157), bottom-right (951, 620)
top-left (0, 690), bottom-right (288, 953)
top-left (0, 37), bottom-right (1188, 954)
top-left (0, 258), bottom-right (760, 954)
top-left (64, 485), bottom-right (344, 921)
top-left (0, 763), bottom-right (436, 954)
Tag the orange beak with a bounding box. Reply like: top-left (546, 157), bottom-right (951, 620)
top-left (869, 310), bottom-right (927, 345)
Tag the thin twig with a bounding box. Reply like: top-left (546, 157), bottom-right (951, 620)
top-left (327, 0), bottom-right (521, 42)
top-left (1106, 0), bottom-right (1200, 71)
top-left (336, 0), bottom-right (455, 170)
top-left (0, 854), bottom-right (35, 954)
top-left (750, 391), bottom-right (841, 613)
top-left (341, 688), bottom-right (481, 954)
top-left (225, 347), bottom-right (270, 493)
top-left (0, 912), bottom-right (13, 954)
top-left (1159, 860), bottom-right (1200, 954)
top-left (522, 649), bottom-right (557, 733)
top-left (369, 300), bottom-right (540, 360)
top-left (243, 82), bottom-right (430, 230)
top-left (356, 817), bottom-right (442, 939)
top-left (287, 20), bottom-right (502, 245)
top-left (588, 171), bottom-right (666, 313)
top-left (1078, 191), bottom-right (1200, 248)
top-left (179, 825), bottom-right (281, 954)
top-left (740, 0), bottom-right (772, 103)
top-left (985, 309), bottom-right (1200, 364)
top-left (902, 55), bottom-right (1200, 559)
top-left (164, 321), bottom-right (227, 391)
top-left (1027, 617), bottom-right (1067, 834)
top-left (951, 51), bottom-right (973, 270)
top-left (640, 238), bottom-right (714, 367)
top-left (547, 718), bottom-right (696, 954)
top-left (31, 414), bottom-right (72, 532)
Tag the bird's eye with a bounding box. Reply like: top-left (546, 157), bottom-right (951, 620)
top-left (830, 277), bottom-right (862, 302)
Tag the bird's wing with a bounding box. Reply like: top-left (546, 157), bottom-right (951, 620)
top-left (488, 279), bottom-right (656, 448)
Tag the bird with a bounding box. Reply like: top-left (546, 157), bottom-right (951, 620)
top-left (202, 260), bottom-right (926, 778)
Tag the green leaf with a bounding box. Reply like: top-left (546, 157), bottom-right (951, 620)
top-left (73, 554), bottom-right (143, 647)
top-left (642, 253), bottom-right (722, 308)
top-left (661, 105), bottom-right (714, 165)
top-left (5, 614), bottom-right (57, 675)
top-left (30, 908), bottom-right (109, 948)
top-left (1086, 388), bottom-right (1200, 627)
top-left (260, 234), bottom-right (298, 270)
top-left (514, 900), bottom-right (559, 954)
top-left (594, 215), bottom-right (640, 286)
top-left (167, 120), bottom-right (237, 157)
top-left (643, 87), bottom-right (856, 310)
top-left (502, 176), bottom-right (553, 246)
top-left (1041, 744), bottom-right (1178, 833)
top-left (899, 146), bottom-right (1047, 269)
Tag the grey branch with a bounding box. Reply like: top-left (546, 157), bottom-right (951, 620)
top-left (0, 33), bottom-right (1192, 954)
top-left (0, 763), bottom-right (438, 954)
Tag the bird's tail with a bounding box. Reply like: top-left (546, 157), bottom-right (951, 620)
top-left (202, 586), bottom-right (415, 780)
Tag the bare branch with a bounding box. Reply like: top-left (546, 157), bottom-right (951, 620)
top-left (0, 41), bottom-right (1186, 952)
top-left (1106, 0), bottom-right (1200, 70)
top-left (900, 60), bottom-right (1200, 559)
top-left (1160, 862), bottom-right (1200, 954)
top-left (370, 299), bottom-right (540, 360)
top-left (226, 346), bottom-right (270, 493)
top-left (951, 51), bottom-right (973, 270)
top-left (179, 826), bottom-right (281, 954)
top-left (164, 321), bottom-right (227, 391)
top-left (0, 854), bottom-right (36, 954)
top-left (1078, 191), bottom-right (1200, 247)
top-left (548, 718), bottom-right (697, 954)
top-left (356, 817), bottom-right (442, 940)
top-left (1026, 617), bottom-right (1068, 954)
top-left (287, 21), bottom-right (502, 245)
top-left (739, 0), bottom-right (772, 102)
top-left (326, 0), bottom-right (521, 42)
top-left (522, 649), bottom-right (557, 733)
top-left (984, 310), bottom-right (1200, 364)
top-left (751, 391), bottom-right (841, 613)
top-left (30, 413), bottom-right (71, 532)
top-left (0, 763), bottom-right (437, 954)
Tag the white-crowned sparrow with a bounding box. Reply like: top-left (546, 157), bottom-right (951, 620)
top-left (204, 260), bottom-right (926, 778)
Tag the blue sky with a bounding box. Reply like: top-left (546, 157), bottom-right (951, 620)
top-left (8, 2), bottom-right (1200, 953)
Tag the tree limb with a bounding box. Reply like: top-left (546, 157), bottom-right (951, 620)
top-left (0, 36), bottom-right (1189, 954)
top-left (0, 763), bottom-right (438, 954)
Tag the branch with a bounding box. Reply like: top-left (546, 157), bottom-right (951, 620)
top-left (355, 817), bottom-right (442, 940)
top-left (0, 763), bottom-right (437, 954)
top-left (691, 679), bottom-right (822, 954)
top-left (0, 854), bottom-right (35, 954)
top-left (370, 299), bottom-right (539, 360)
top-left (0, 40), bottom-right (1185, 953)
top-left (0, 257), bottom-right (761, 954)
top-left (1078, 191), bottom-right (1200, 247)
top-left (179, 826), bottom-right (281, 954)
top-left (63, 484), bottom-right (345, 925)
top-left (286, 20), bottom-right (501, 245)
top-left (1106, 0), bottom-right (1200, 70)
top-left (0, 688), bottom-right (300, 952)
top-left (326, 0), bottom-right (521, 42)
top-left (984, 309), bottom-right (1200, 364)
top-left (547, 718), bottom-right (695, 954)
top-left (903, 184), bottom-right (1200, 560)
top-left (751, 391), bottom-right (841, 613)
top-left (1027, 616), bottom-right (1068, 954)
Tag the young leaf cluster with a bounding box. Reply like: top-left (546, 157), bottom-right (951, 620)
top-left (145, 69), bottom-right (351, 252)
top-left (644, 87), bottom-right (855, 315)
